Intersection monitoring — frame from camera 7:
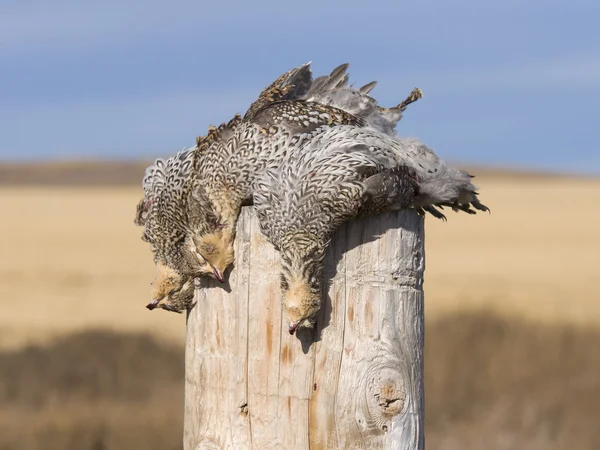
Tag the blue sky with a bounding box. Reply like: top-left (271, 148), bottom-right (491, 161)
top-left (1, 0), bottom-right (599, 174)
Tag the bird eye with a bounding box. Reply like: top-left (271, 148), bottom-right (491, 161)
top-left (280, 274), bottom-right (289, 291)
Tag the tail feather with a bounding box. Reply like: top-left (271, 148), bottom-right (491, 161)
top-left (338, 73), bottom-right (350, 88)
top-left (325, 63), bottom-right (351, 90)
top-left (306, 63), bottom-right (350, 97)
top-left (358, 81), bottom-right (377, 95)
top-left (396, 88), bottom-right (423, 112)
top-left (372, 87), bottom-right (424, 133)
top-left (247, 62), bottom-right (423, 136)
top-left (305, 64), bottom-right (422, 136)
top-left (279, 62), bottom-right (313, 98)
top-left (244, 62), bottom-right (314, 120)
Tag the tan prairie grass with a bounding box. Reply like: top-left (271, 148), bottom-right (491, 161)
top-left (425, 176), bottom-right (600, 323)
top-left (1, 174), bottom-right (599, 348)
top-left (0, 187), bottom-right (186, 348)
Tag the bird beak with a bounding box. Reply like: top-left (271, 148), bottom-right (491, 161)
top-left (211, 266), bottom-right (225, 283)
top-left (146, 299), bottom-right (160, 310)
top-left (289, 321), bottom-right (300, 335)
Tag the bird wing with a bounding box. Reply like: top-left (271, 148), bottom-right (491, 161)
top-left (136, 148), bottom-right (196, 256)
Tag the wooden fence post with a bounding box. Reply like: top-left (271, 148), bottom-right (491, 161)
top-left (184, 206), bottom-right (425, 450)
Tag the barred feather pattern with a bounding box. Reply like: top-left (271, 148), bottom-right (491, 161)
top-left (255, 126), bottom-right (489, 245)
top-left (135, 65), bottom-right (366, 275)
top-left (139, 148), bottom-right (195, 265)
top-left (252, 124), bottom-right (489, 329)
top-left (139, 61), bottom-right (420, 252)
top-left (134, 61), bottom-right (426, 312)
top-left (193, 61), bottom-right (423, 219)
top-left (133, 87), bottom-right (371, 312)
top-left (135, 146), bottom-right (220, 312)
top-left (193, 101), bottom-right (366, 222)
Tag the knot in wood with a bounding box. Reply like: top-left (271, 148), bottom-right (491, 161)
top-left (367, 366), bottom-right (406, 417)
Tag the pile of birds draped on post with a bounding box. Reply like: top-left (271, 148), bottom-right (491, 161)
top-left (134, 62), bottom-right (488, 335)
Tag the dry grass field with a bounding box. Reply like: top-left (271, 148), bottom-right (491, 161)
top-left (1, 166), bottom-right (599, 449)
top-left (1, 172), bottom-right (599, 347)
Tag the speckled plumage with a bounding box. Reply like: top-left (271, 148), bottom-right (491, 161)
top-left (175, 63), bottom-right (409, 297)
top-left (253, 125), bottom-right (489, 332)
top-left (135, 62), bottom-right (423, 312)
top-left (134, 147), bottom-right (213, 312)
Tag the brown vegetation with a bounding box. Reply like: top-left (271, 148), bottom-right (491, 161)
top-left (1, 313), bottom-right (600, 449)
top-left (0, 161), bottom-right (150, 187)
top-left (0, 330), bottom-right (184, 450)
top-left (426, 312), bottom-right (600, 450)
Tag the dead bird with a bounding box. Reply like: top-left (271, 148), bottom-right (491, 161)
top-left (253, 126), bottom-right (489, 334)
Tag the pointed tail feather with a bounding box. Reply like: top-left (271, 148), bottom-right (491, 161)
top-left (306, 63), bottom-right (351, 97)
top-left (244, 62), bottom-right (314, 120)
top-left (397, 88), bottom-right (423, 112)
top-left (375, 87), bottom-right (423, 126)
top-left (358, 81), bottom-right (378, 95)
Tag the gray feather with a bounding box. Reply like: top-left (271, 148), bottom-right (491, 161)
top-left (359, 81), bottom-right (377, 94)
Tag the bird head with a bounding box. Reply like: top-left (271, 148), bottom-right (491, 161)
top-left (279, 241), bottom-right (326, 335)
top-left (146, 262), bottom-right (195, 312)
top-left (281, 277), bottom-right (322, 335)
top-left (189, 228), bottom-right (235, 284)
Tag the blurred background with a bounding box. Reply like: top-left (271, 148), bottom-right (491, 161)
top-left (1, 0), bottom-right (599, 449)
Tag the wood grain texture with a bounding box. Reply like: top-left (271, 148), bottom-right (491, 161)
top-left (184, 207), bottom-right (425, 450)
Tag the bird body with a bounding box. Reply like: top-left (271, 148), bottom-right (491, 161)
top-left (253, 125), bottom-right (488, 332)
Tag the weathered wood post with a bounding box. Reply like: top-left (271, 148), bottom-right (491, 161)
top-left (184, 207), bottom-right (425, 450)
